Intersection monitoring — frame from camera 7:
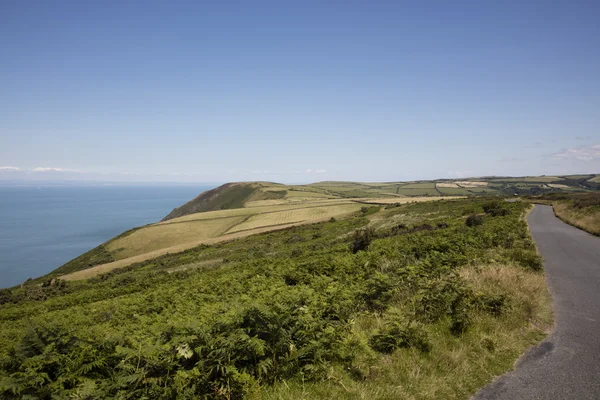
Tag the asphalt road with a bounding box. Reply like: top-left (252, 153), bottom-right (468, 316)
top-left (473, 205), bottom-right (600, 399)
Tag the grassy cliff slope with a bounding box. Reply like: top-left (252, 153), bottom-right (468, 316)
top-left (161, 182), bottom-right (261, 221)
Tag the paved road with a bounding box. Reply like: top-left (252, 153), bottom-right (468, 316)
top-left (474, 205), bottom-right (600, 399)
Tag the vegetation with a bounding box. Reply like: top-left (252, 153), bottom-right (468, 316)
top-left (524, 192), bottom-right (600, 236)
top-left (162, 182), bottom-right (260, 221)
top-left (0, 198), bottom-right (552, 399)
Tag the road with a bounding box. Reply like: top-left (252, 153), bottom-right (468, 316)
top-left (473, 205), bottom-right (600, 399)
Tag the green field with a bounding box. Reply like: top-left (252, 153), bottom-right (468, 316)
top-left (400, 182), bottom-right (436, 189)
top-left (397, 188), bottom-right (440, 196)
top-left (436, 187), bottom-right (473, 195)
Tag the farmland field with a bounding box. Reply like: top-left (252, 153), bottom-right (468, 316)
top-left (356, 196), bottom-right (462, 205)
top-left (400, 182), bottom-right (436, 189)
top-left (436, 187), bottom-right (473, 195)
top-left (226, 203), bottom-right (363, 233)
top-left (106, 216), bottom-right (246, 260)
top-left (455, 181), bottom-right (489, 187)
top-left (397, 188), bottom-right (440, 196)
top-left (437, 182), bottom-right (460, 188)
top-left (489, 176), bottom-right (563, 183)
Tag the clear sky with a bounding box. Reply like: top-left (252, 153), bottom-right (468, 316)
top-left (1, 1), bottom-right (599, 183)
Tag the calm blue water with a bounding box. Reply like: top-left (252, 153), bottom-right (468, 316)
top-left (0, 185), bottom-right (212, 288)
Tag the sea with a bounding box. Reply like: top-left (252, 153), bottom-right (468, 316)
top-left (0, 184), bottom-right (213, 288)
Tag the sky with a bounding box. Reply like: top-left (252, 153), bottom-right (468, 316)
top-left (1, 1), bottom-right (599, 183)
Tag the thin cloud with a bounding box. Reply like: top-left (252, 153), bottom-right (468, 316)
top-left (498, 157), bottom-right (523, 163)
top-left (305, 169), bottom-right (312, 173)
top-left (549, 144), bottom-right (600, 161)
top-left (448, 170), bottom-right (473, 179)
top-left (0, 166), bottom-right (22, 171)
top-left (575, 135), bottom-right (591, 141)
top-left (315, 169), bottom-right (326, 173)
top-left (32, 167), bottom-right (80, 172)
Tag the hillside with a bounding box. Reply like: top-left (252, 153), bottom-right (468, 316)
top-left (0, 197), bottom-right (552, 399)
top-left (161, 182), bottom-right (285, 221)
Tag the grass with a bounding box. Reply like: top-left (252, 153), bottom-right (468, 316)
top-left (437, 183), bottom-right (460, 188)
top-left (553, 201), bottom-right (600, 236)
top-left (436, 187), bottom-right (473, 196)
top-left (397, 188), bottom-right (441, 196)
top-left (589, 175), bottom-right (600, 183)
top-left (356, 196), bottom-right (462, 205)
top-left (488, 177), bottom-right (563, 183)
top-left (285, 189), bottom-right (332, 199)
top-left (106, 215), bottom-right (247, 259)
top-left (226, 204), bottom-right (363, 233)
top-left (523, 193), bottom-right (600, 236)
top-left (162, 182), bottom-right (258, 221)
top-left (401, 182), bottom-right (436, 189)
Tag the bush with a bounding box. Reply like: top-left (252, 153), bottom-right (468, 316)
top-left (483, 200), bottom-right (509, 216)
top-left (0, 289), bottom-right (13, 305)
top-left (370, 319), bottom-right (431, 353)
top-left (507, 248), bottom-right (543, 271)
top-left (466, 214), bottom-right (483, 227)
top-left (351, 227), bottom-right (374, 253)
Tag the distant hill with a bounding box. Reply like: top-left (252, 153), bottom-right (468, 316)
top-left (162, 174), bottom-right (600, 221)
top-left (38, 173), bottom-right (599, 283)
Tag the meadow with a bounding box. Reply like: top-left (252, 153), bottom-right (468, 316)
top-left (0, 198), bottom-right (552, 399)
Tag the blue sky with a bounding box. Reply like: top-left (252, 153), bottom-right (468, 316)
top-left (1, 1), bottom-right (599, 183)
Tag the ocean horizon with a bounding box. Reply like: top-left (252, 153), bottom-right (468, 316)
top-left (0, 184), bottom-right (213, 288)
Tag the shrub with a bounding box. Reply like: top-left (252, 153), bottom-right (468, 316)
top-left (370, 319), bottom-right (431, 354)
top-left (0, 288), bottom-right (13, 305)
top-left (361, 272), bottom-right (395, 311)
top-left (572, 193), bottom-right (600, 209)
top-left (475, 293), bottom-right (507, 317)
top-left (466, 214), bottom-right (483, 227)
top-left (390, 223), bottom-right (408, 236)
top-left (351, 227), bottom-right (374, 253)
top-left (507, 248), bottom-right (543, 271)
top-left (483, 200), bottom-right (509, 216)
